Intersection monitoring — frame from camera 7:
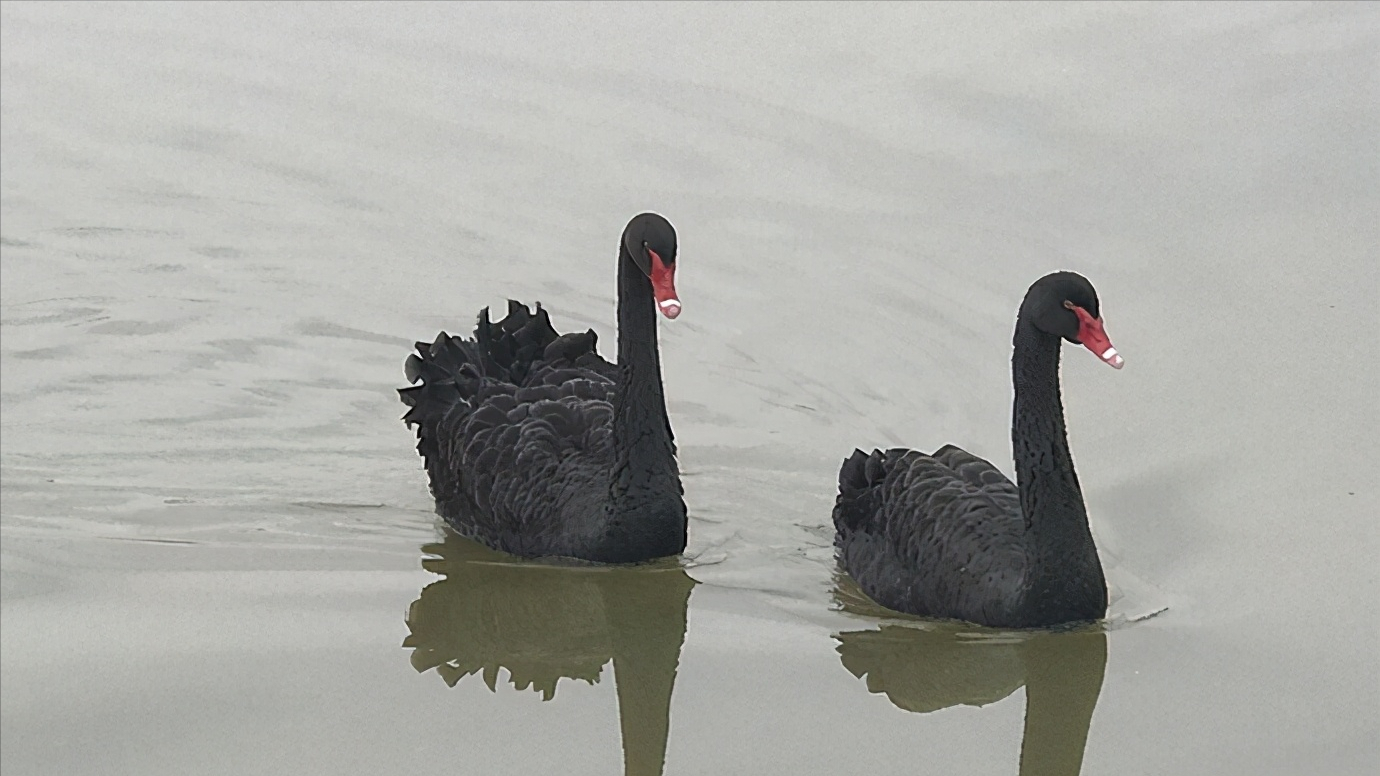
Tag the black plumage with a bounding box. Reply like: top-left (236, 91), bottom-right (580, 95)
top-left (401, 213), bottom-right (686, 563)
top-left (834, 271), bottom-right (1122, 628)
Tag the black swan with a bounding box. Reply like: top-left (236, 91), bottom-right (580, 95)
top-left (833, 271), bottom-right (1123, 628)
top-left (400, 213), bottom-right (686, 563)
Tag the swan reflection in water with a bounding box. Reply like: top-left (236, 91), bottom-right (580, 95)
top-left (833, 576), bottom-right (1108, 776)
top-left (403, 530), bottom-right (697, 776)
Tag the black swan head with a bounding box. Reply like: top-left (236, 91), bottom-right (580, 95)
top-left (1021, 271), bottom-right (1123, 369)
top-left (622, 212), bottom-right (681, 320)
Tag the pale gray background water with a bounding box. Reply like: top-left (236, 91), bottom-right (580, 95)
top-left (2, 3), bottom-right (1376, 775)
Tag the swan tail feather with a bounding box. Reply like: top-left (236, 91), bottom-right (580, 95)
top-left (834, 448), bottom-right (894, 542)
top-left (398, 330), bottom-right (488, 479)
top-left (398, 301), bottom-right (580, 499)
top-left (474, 300), bottom-right (563, 385)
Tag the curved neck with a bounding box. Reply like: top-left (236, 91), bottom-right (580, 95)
top-left (1010, 319), bottom-right (1100, 596)
top-left (601, 245), bottom-right (683, 561)
top-left (1011, 320), bottom-right (1082, 524)
top-left (616, 243), bottom-right (666, 394)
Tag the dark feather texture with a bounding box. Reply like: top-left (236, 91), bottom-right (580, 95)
top-left (402, 302), bottom-right (620, 556)
top-left (834, 446), bottom-right (1028, 626)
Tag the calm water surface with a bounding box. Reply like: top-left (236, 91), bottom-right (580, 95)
top-left (2, 3), bottom-right (1376, 775)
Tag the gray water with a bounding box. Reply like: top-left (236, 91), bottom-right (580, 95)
top-left (2, 3), bottom-right (1377, 775)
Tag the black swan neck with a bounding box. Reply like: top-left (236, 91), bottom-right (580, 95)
top-left (1010, 317), bottom-right (1104, 619)
top-left (1011, 319), bottom-right (1080, 520)
top-left (616, 243), bottom-right (665, 383)
top-left (602, 244), bottom-right (683, 561)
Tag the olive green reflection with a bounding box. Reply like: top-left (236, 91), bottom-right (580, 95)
top-left (834, 578), bottom-right (1108, 776)
top-left (403, 531), bottom-right (697, 776)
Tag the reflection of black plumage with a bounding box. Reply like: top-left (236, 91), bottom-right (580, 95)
top-left (400, 214), bottom-right (686, 562)
top-left (406, 536), bottom-right (611, 698)
top-left (404, 532), bottom-right (696, 776)
top-left (833, 579), bottom-right (1107, 776)
top-left (835, 272), bottom-right (1120, 627)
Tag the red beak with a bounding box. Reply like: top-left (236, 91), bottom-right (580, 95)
top-left (647, 249), bottom-right (681, 319)
top-left (1070, 305), bottom-right (1123, 369)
